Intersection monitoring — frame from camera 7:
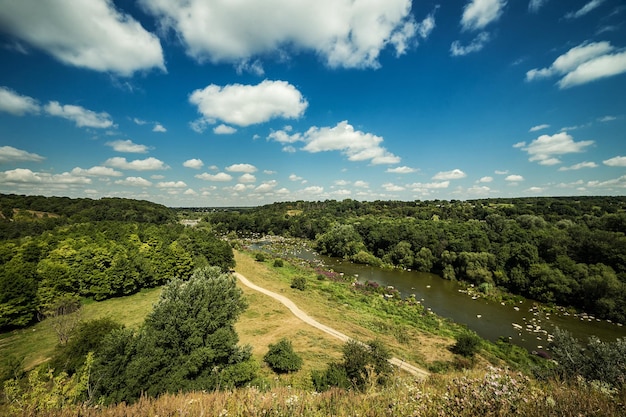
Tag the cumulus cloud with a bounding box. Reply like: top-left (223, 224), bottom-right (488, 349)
top-left (213, 124), bottom-right (237, 135)
top-left (386, 166), bottom-right (416, 174)
top-left (519, 132), bottom-right (594, 165)
top-left (183, 159), bottom-right (204, 169)
top-left (115, 176), bottom-right (152, 187)
top-left (0, 86), bottom-right (40, 115)
top-left (44, 101), bottom-right (114, 128)
top-left (354, 180), bottom-right (370, 188)
top-left (528, 0), bottom-right (548, 13)
top-left (0, 0), bottom-right (164, 76)
top-left (269, 121), bottom-right (400, 165)
top-left (432, 169), bottom-right (467, 180)
top-left (104, 157), bottom-right (169, 171)
top-left (0, 168), bottom-right (91, 185)
top-left (450, 32), bottom-right (491, 56)
top-left (226, 163), bottom-right (257, 173)
top-left (558, 161), bottom-right (598, 171)
top-left (195, 172), bottom-right (233, 182)
top-left (565, 0), bottom-right (605, 20)
top-left (383, 183), bottom-right (405, 192)
top-left (238, 173), bottom-right (256, 183)
top-left (189, 80), bottom-right (307, 128)
top-left (479, 176), bottom-right (493, 183)
top-left (0, 146), bottom-right (44, 163)
top-left (157, 181), bottom-right (187, 188)
top-left (152, 123), bottom-right (167, 132)
top-left (529, 124), bottom-right (550, 132)
top-left (526, 41), bottom-right (626, 89)
top-left (505, 174), bottom-right (524, 181)
top-left (255, 180), bottom-right (278, 193)
top-left (70, 166), bottom-right (122, 177)
top-left (461, 0), bottom-right (507, 31)
top-left (407, 181), bottom-right (450, 194)
top-left (604, 156), bottom-right (626, 166)
top-left (106, 139), bottom-right (149, 153)
top-left (139, 0), bottom-right (424, 69)
top-left (289, 174), bottom-right (304, 182)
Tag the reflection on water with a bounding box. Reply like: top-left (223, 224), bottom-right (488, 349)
top-left (252, 241), bottom-right (625, 352)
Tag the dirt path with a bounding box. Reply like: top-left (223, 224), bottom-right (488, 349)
top-left (234, 272), bottom-right (430, 379)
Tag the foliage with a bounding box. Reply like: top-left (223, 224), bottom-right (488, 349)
top-left (548, 328), bottom-right (626, 388)
top-left (312, 339), bottom-right (393, 391)
top-left (450, 332), bottom-right (482, 358)
top-left (263, 338), bottom-right (303, 373)
top-left (91, 267), bottom-right (254, 404)
top-left (273, 259), bottom-right (284, 267)
top-left (290, 276), bottom-right (307, 291)
top-left (255, 252), bottom-right (266, 262)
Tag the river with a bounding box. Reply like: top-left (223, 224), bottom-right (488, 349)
top-left (254, 241), bottom-right (626, 352)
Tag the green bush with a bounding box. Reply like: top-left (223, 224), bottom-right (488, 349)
top-left (255, 252), bottom-right (266, 262)
top-left (273, 259), bottom-right (284, 267)
top-left (451, 332), bottom-right (482, 357)
top-left (263, 338), bottom-right (303, 374)
top-left (291, 276), bottom-right (307, 291)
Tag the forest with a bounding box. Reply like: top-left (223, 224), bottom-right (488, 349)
top-left (204, 196), bottom-right (626, 324)
top-left (0, 194), bottom-right (234, 330)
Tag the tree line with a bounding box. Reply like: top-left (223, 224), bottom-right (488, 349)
top-left (0, 195), bottom-right (233, 331)
top-left (204, 197), bottom-right (626, 323)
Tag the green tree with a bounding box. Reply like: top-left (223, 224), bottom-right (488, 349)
top-left (315, 224), bottom-right (366, 259)
top-left (264, 338), bottom-right (303, 373)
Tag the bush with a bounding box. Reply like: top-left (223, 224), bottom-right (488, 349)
top-left (263, 338), bottom-right (303, 374)
top-left (273, 259), bottom-right (284, 267)
top-left (255, 252), bottom-right (266, 262)
top-left (451, 332), bottom-right (482, 357)
top-left (291, 276), bottom-right (307, 291)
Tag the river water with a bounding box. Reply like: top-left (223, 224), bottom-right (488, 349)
top-left (257, 242), bottom-right (625, 352)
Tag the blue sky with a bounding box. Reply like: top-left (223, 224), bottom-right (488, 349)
top-left (0, 0), bottom-right (625, 207)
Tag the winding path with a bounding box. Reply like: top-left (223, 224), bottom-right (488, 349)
top-left (234, 272), bottom-right (430, 379)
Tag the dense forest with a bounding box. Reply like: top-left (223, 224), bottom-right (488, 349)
top-left (0, 194), bottom-right (234, 330)
top-left (204, 197), bottom-right (626, 323)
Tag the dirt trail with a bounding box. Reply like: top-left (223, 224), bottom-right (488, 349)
top-left (234, 272), bottom-right (430, 379)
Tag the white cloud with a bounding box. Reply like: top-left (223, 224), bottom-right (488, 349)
top-left (479, 176), bottom-right (493, 183)
top-left (157, 181), bottom-right (187, 188)
top-left (587, 175), bottom-right (626, 190)
top-left (190, 80), bottom-right (307, 127)
top-left (184, 188), bottom-right (198, 196)
top-left (264, 170), bottom-right (276, 175)
top-left (598, 115), bottom-right (617, 122)
top-left (267, 128), bottom-right (302, 144)
top-left (151, 175), bottom-right (165, 180)
top-left (272, 121), bottom-right (400, 165)
top-left (382, 183), bottom-right (405, 192)
top-left (255, 180), bottom-right (278, 193)
top-left (450, 32), bottom-right (491, 56)
top-left (106, 139), bottom-right (149, 153)
top-left (0, 0), bottom-right (164, 76)
top-left (505, 175), bottom-right (524, 181)
top-left (495, 170), bottom-right (509, 175)
top-left (528, 0), bottom-right (548, 13)
top-left (133, 118), bottom-right (147, 125)
top-left (461, 0), bottom-right (507, 31)
top-left (301, 186), bottom-right (324, 195)
top-left (115, 176), bottom-right (152, 187)
top-left (565, 0), bottom-right (605, 20)
top-left (239, 173), bottom-right (256, 183)
top-left (0, 168), bottom-right (91, 185)
top-left (213, 124), bottom-right (237, 135)
top-left (354, 180), bottom-right (370, 188)
top-left (195, 172), bottom-right (233, 182)
top-left (104, 157), bottom-right (169, 171)
top-left (407, 181), bottom-right (450, 194)
top-left (226, 163), bottom-right (257, 173)
top-left (467, 185), bottom-right (491, 195)
top-left (558, 161), bottom-right (598, 171)
top-left (71, 166), bottom-right (122, 177)
top-left (139, 0), bottom-right (422, 69)
top-left (529, 124), bottom-right (550, 132)
top-left (183, 159), bottom-right (204, 169)
top-left (44, 101), bottom-right (113, 128)
top-left (432, 169), bottom-right (467, 180)
top-left (0, 146), bottom-right (44, 163)
top-left (603, 156), bottom-right (626, 167)
top-left (289, 174), bottom-right (304, 182)
top-left (526, 186), bottom-right (544, 193)
top-left (526, 41), bottom-right (626, 89)
top-left (152, 123), bottom-right (167, 132)
top-left (520, 132), bottom-right (594, 164)
top-left (0, 86), bottom-right (40, 115)
top-left (386, 166), bottom-right (416, 174)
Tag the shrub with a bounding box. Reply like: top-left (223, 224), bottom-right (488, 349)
top-left (264, 338), bottom-right (303, 374)
top-left (273, 259), bottom-right (284, 267)
top-left (291, 276), bottom-right (307, 291)
top-left (255, 252), bottom-right (266, 262)
top-left (451, 332), bottom-right (482, 357)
